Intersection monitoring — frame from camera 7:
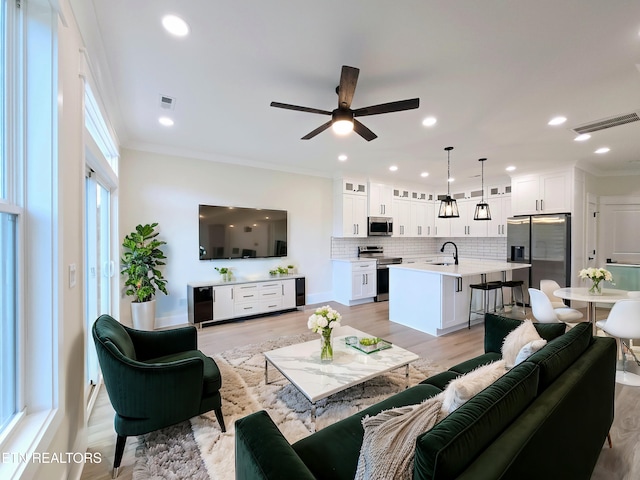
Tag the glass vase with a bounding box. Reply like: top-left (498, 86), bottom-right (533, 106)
top-left (320, 330), bottom-right (333, 362)
top-left (588, 281), bottom-right (602, 296)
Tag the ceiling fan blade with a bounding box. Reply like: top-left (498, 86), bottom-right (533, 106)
top-left (270, 102), bottom-right (332, 116)
top-left (353, 119), bottom-right (378, 141)
top-left (301, 120), bottom-right (333, 140)
top-left (337, 66), bottom-right (360, 109)
top-left (352, 98), bottom-right (420, 117)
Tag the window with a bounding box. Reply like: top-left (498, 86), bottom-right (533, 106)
top-left (0, 0), bottom-right (18, 434)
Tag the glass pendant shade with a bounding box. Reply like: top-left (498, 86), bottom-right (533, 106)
top-left (438, 146), bottom-right (460, 218)
top-left (439, 196), bottom-right (460, 218)
top-left (473, 157), bottom-right (492, 221)
top-left (474, 202), bottom-right (491, 220)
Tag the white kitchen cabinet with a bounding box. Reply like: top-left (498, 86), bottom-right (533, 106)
top-left (369, 182), bottom-right (394, 216)
top-left (411, 201), bottom-right (430, 237)
top-left (335, 193), bottom-right (367, 237)
top-left (411, 190), bottom-right (434, 202)
top-left (441, 275), bottom-right (480, 329)
top-left (333, 260), bottom-right (377, 306)
top-left (488, 184), bottom-right (512, 197)
top-left (446, 199), bottom-right (488, 237)
top-left (393, 199), bottom-right (412, 236)
top-left (212, 285), bottom-right (235, 321)
top-left (392, 186), bottom-right (410, 200)
top-left (341, 179), bottom-right (367, 195)
top-left (511, 171), bottom-right (572, 215)
top-left (487, 195), bottom-right (511, 237)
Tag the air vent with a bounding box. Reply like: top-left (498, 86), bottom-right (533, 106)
top-left (572, 111), bottom-right (640, 134)
top-left (159, 95), bottom-right (176, 110)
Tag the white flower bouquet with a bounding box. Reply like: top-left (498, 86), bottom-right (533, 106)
top-left (578, 267), bottom-right (613, 295)
top-left (308, 305), bottom-right (342, 361)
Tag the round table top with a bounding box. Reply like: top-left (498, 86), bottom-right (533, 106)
top-left (554, 287), bottom-right (630, 303)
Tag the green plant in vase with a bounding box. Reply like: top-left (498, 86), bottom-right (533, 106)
top-left (121, 223), bottom-right (168, 330)
top-left (215, 267), bottom-right (232, 281)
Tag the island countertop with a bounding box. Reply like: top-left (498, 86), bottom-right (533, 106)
top-left (387, 260), bottom-right (531, 277)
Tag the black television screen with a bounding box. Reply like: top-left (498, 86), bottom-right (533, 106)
top-left (199, 204), bottom-right (287, 260)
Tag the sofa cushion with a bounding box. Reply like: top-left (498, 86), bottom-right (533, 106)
top-left (145, 350), bottom-right (222, 394)
top-left (293, 384), bottom-right (442, 480)
top-left (441, 360), bottom-right (506, 414)
top-left (502, 320), bottom-right (542, 368)
top-left (419, 370), bottom-right (459, 390)
top-left (484, 313), bottom-right (566, 354)
top-left (413, 361), bottom-right (540, 480)
top-left (526, 321), bottom-right (592, 392)
top-left (448, 352), bottom-right (502, 374)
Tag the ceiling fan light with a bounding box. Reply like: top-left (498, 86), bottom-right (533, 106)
top-left (438, 196), bottom-right (460, 218)
top-left (474, 202), bottom-right (492, 220)
top-left (332, 119), bottom-right (354, 135)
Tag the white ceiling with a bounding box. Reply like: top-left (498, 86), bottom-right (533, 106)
top-left (70, 0), bottom-right (640, 187)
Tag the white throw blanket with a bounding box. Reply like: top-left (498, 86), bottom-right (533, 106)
top-left (354, 394), bottom-right (445, 480)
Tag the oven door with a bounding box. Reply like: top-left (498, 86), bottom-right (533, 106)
top-left (375, 265), bottom-right (390, 301)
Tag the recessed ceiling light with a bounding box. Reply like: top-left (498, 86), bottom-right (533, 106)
top-left (595, 147), bottom-right (610, 154)
top-left (162, 14), bottom-right (190, 37)
top-left (420, 172), bottom-right (429, 177)
top-left (422, 116), bottom-right (437, 127)
top-left (505, 166), bottom-right (516, 172)
top-left (338, 154), bottom-right (347, 161)
top-left (548, 116), bottom-right (567, 126)
top-left (448, 177), bottom-right (454, 183)
top-left (158, 116), bottom-right (174, 126)
top-left (389, 165), bottom-right (398, 172)
top-left (574, 134), bottom-right (591, 141)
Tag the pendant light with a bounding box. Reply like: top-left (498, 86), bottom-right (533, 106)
top-left (473, 158), bottom-right (492, 221)
top-left (438, 147), bottom-right (460, 218)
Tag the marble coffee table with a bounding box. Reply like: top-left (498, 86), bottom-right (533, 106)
top-left (264, 325), bottom-right (419, 429)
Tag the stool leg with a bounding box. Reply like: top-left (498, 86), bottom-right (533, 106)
top-left (468, 290), bottom-right (473, 329)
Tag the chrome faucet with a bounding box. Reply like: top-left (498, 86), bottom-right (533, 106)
top-left (440, 241), bottom-right (459, 265)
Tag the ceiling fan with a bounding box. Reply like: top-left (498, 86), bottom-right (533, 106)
top-left (270, 65), bottom-right (420, 141)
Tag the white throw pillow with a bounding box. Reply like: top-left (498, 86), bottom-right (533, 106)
top-left (514, 338), bottom-right (547, 366)
top-left (441, 360), bottom-right (506, 414)
top-left (502, 320), bottom-right (543, 369)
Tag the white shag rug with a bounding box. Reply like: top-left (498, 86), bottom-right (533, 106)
top-left (134, 334), bottom-right (441, 480)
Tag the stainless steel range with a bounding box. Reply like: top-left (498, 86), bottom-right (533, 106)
top-left (358, 246), bottom-right (402, 302)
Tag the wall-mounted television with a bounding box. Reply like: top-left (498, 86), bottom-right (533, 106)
top-left (199, 204), bottom-right (288, 260)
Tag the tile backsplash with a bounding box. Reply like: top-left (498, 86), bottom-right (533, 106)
top-left (331, 236), bottom-right (507, 261)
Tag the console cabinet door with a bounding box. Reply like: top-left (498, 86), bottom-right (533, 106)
top-left (212, 285), bottom-right (234, 321)
top-left (281, 279), bottom-right (296, 308)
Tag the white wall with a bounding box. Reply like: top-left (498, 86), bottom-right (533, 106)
top-left (118, 148), bottom-right (334, 326)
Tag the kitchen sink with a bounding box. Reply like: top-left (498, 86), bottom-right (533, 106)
top-left (431, 262), bottom-right (454, 266)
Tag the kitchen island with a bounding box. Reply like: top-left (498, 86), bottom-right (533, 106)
top-left (388, 260), bottom-right (531, 336)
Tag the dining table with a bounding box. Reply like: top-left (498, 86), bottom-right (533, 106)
top-left (553, 287), bottom-right (630, 333)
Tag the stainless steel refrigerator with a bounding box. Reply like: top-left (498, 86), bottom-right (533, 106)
top-left (507, 214), bottom-right (571, 300)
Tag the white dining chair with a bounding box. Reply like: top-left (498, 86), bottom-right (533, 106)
top-left (540, 279), bottom-right (566, 308)
top-left (528, 288), bottom-right (584, 324)
top-left (595, 299), bottom-right (640, 386)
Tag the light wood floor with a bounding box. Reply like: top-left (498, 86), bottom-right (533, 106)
top-left (81, 302), bottom-right (639, 480)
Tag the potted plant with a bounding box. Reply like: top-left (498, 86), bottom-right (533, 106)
top-left (215, 266), bottom-right (232, 282)
top-left (121, 223), bottom-right (168, 330)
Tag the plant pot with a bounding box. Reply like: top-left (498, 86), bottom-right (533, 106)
top-left (131, 299), bottom-right (156, 330)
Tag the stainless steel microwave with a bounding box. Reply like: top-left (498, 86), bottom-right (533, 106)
top-left (368, 216), bottom-right (393, 236)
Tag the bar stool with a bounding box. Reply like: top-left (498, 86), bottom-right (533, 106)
top-left (468, 281), bottom-right (504, 329)
top-left (501, 280), bottom-right (526, 315)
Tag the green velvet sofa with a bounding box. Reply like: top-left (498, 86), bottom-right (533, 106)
top-left (235, 314), bottom-right (617, 480)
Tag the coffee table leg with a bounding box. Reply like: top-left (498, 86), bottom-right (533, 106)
top-left (405, 364), bottom-right (410, 389)
top-left (310, 403), bottom-right (316, 433)
top-left (264, 359), bottom-right (270, 384)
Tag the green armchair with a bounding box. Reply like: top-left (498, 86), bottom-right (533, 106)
top-left (92, 314), bottom-right (225, 477)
